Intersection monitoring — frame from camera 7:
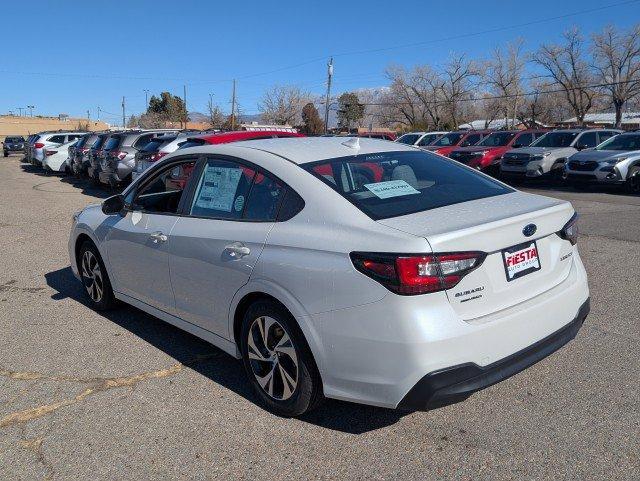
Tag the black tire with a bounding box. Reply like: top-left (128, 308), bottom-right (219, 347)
top-left (3, 151), bottom-right (8, 157)
top-left (240, 299), bottom-right (323, 417)
top-left (626, 166), bottom-right (640, 195)
top-left (78, 241), bottom-right (116, 311)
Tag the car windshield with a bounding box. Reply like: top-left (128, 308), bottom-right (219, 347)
top-left (6, 136), bottom-right (24, 142)
top-left (595, 134), bottom-right (640, 151)
top-left (478, 132), bottom-right (516, 147)
top-left (396, 134), bottom-right (421, 145)
top-left (303, 150), bottom-right (512, 220)
top-left (532, 132), bottom-right (578, 148)
top-left (432, 132), bottom-right (464, 146)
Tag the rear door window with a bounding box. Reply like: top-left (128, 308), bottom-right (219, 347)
top-left (577, 132), bottom-right (598, 148)
top-left (304, 150), bottom-right (512, 220)
top-left (460, 133), bottom-right (481, 147)
top-left (597, 131), bottom-right (617, 144)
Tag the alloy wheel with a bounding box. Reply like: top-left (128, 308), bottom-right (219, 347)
top-left (81, 250), bottom-right (104, 303)
top-left (247, 316), bottom-right (298, 401)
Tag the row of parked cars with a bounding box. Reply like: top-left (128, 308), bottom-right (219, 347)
top-left (19, 128), bottom-right (304, 187)
top-left (396, 128), bottom-right (640, 193)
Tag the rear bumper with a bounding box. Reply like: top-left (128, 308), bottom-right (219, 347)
top-left (397, 298), bottom-right (590, 410)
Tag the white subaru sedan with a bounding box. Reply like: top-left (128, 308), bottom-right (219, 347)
top-left (68, 137), bottom-right (589, 416)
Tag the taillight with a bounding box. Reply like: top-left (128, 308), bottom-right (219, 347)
top-left (150, 151), bottom-right (167, 162)
top-left (45, 150), bottom-right (57, 156)
top-left (34, 142), bottom-right (45, 148)
top-left (559, 212), bottom-right (578, 245)
top-left (350, 251), bottom-right (485, 295)
top-left (116, 151), bottom-right (127, 160)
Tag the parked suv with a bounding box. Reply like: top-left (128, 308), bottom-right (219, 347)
top-left (98, 130), bottom-right (179, 187)
top-left (501, 129), bottom-right (621, 180)
top-left (87, 133), bottom-right (113, 182)
top-left (422, 130), bottom-right (492, 157)
top-left (71, 132), bottom-right (99, 175)
top-left (31, 131), bottom-right (85, 166)
top-left (3, 136), bottom-right (25, 156)
top-left (396, 131), bottom-right (447, 147)
top-left (449, 130), bottom-right (547, 173)
top-left (564, 131), bottom-right (640, 191)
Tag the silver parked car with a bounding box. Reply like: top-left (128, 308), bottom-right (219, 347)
top-left (98, 130), bottom-right (178, 187)
top-left (501, 129), bottom-right (621, 179)
top-left (69, 137), bottom-right (589, 416)
top-left (564, 131), bottom-right (640, 191)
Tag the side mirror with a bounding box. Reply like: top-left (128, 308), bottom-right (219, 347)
top-left (576, 144), bottom-right (589, 151)
top-left (102, 194), bottom-right (125, 215)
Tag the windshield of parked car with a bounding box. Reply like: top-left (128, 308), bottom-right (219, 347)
top-left (531, 131), bottom-right (578, 148)
top-left (432, 132), bottom-right (464, 146)
top-left (396, 134), bottom-right (421, 145)
top-left (303, 151), bottom-right (512, 220)
top-left (595, 133), bottom-right (640, 151)
top-left (478, 132), bottom-right (516, 147)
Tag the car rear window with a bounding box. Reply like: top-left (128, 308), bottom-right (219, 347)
top-left (142, 137), bottom-right (175, 152)
top-left (6, 136), bottom-right (24, 142)
top-left (103, 135), bottom-right (122, 151)
top-left (303, 150), bottom-right (513, 220)
top-left (178, 138), bottom-right (207, 149)
top-left (531, 132), bottom-right (578, 148)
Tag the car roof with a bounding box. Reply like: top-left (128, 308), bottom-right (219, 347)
top-left (181, 136), bottom-right (417, 165)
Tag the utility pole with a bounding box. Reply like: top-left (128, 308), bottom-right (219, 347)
top-left (183, 85), bottom-right (188, 129)
top-left (27, 105), bottom-right (34, 117)
top-left (87, 109), bottom-right (90, 120)
top-left (17, 107), bottom-right (23, 116)
top-left (324, 57), bottom-right (333, 134)
top-left (143, 89), bottom-right (150, 108)
top-left (231, 79), bottom-right (236, 130)
top-left (97, 106), bottom-right (101, 121)
top-left (121, 96), bottom-right (126, 128)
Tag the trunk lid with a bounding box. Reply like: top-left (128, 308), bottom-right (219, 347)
top-left (377, 191), bottom-right (576, 321)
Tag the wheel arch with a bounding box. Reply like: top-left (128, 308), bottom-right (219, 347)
top-left (229, 281), bottom-right (325, 376)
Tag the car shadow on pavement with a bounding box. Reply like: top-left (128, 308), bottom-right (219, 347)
top-left (60, 175), bottom-right (118, 199)
top-left (44, 266), bottom-right (408, 433)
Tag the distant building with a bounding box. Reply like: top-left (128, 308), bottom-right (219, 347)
top-left (240, 122), bottom-right (297, 133)
top-left (558, 112), bottom-right (640, 130)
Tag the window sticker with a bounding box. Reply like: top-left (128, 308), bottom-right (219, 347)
top-left (194, 165), bottom-right (243, 212)
top-left (364, 180), bottom-right (420, 199)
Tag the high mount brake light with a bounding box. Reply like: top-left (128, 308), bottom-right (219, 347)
top-left (559, 212), bottom-right (579, 245)
top-left (350, 251), bottom-right (486, 295)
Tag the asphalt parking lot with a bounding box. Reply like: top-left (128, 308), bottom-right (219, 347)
top-left (1, 156), bottom-right (638, 481)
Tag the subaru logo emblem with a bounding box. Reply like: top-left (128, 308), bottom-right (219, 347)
top-left (523, 224), bottom-right (537, 237)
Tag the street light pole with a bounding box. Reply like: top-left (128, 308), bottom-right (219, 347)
top-left (143, 89), bottom-right (150, 108)
top-left (27, 105), bottom-right (34, 117)
top-left (324, 57), bottom-right (333, 134)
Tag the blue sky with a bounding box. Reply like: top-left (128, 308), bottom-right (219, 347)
top-left (1, 0), bottom-right (639, 125)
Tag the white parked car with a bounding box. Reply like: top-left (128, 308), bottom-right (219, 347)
top-left (32, 131), bottom-right (85, 165)
top-left (41, 140), bottom-right (76, 173)
top-left (396, 131), bottom-right (448, 147)
top-left (69, 137), bottom-right (589, 416)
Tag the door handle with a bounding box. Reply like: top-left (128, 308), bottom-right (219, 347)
top-left (224, 242), bottom-right (251, 258)
top-left (150, 231), bottom-right (168, 244)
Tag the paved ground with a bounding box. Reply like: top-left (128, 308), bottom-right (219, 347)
top-left (1, 156), bottom-right (638, 481)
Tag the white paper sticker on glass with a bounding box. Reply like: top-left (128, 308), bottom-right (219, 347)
top-left (195, 166), bottom-right (243, 212)
top-left (364, 180), bottom-right (420, 199)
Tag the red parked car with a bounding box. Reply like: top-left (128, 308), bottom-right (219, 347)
top-left (422, 130), bottom-right (492, 157)
top-left (448, 130), bottom-right (548, 173)
top-left (167, 130), bottom-right (305, 189)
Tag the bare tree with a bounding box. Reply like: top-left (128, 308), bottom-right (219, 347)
top-left (409, 66), bottom-right (449, 129)
top-left (592, 24), bottom-right (640, 128)
top-left (259, 85), bottom-right (310, 126)
top-left (483, 40), bottom-right (526, 128)
top-left (380, 66), bottom-right (427, 129)
top-left (441, 54), bottom-right (480, 128)
top-left (532, 28), bottom-right (597, 126)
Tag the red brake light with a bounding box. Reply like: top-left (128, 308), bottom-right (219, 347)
top-left (150, 151), bottom-right (168, 162)
top-left (34, 142), bottom-right (45, 148)
top-left (351, 251), bottom-right (485, 295)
